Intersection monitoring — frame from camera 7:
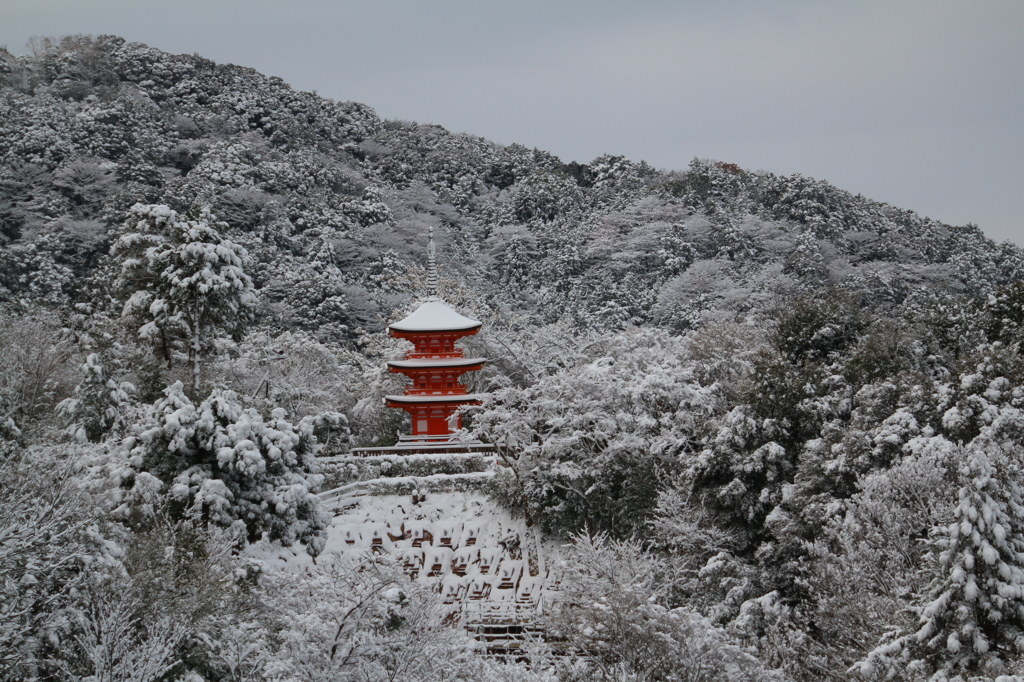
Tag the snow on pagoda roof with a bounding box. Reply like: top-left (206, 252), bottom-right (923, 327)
top-left (387, 357), bottom-right (486, 369)
top-left (384, 393), bottom-right (487, 404)
top-left (389, 297), bottom-right (481, 333)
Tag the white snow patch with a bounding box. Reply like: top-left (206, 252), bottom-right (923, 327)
top-left (389, 297), bottom-right (481, 333)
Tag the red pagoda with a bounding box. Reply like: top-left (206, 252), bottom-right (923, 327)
top-left (352, 228), bottom-right (491, 455)
top-left (386, 297), bottom-right (486, 438)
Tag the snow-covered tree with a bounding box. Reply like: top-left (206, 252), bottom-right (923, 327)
top-left (0, 309), bottom-right (76, 437)
top-left (114, 382), bottom-right (330, 554)
top-left (260, 554), bottom-right (477, 681)
top-left (0, 234), bottom-right (77, 305)
top-left (212, 329), bottom-right (358, 429)
top-left (983, 281), bottom-right (1024, 351)
top-left (857, 412), bottom-right (1024, 679)
top-left (70, 582), bottom-right (187, 682)
top-left (113, 203), bottom-right (256, 394)
top-left (472, 328), bottom-right (719, 535)
top-left (57, 352), bottom-right (135, 443)
top-left (550, 534), bottom-right (776, 681)
top-left (794, 439), bottom-right (959, 676)
top-left (260, 255), bottom-right (351, 342)
top-left (0, 451), bottom-right (93, 679)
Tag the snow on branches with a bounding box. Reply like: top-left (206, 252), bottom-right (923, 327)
top-left (471, 328), bottom-right (721, 535)
top-left (57, 352), bottom-right (135, 443)
top-left (113, 382), bottom-right (331, 555)
top-left (114, 203), bottom-right (256, 393)
top-left (0, 453), bottom-right (95, 679)
top-left (857, 410), bottom-right (1024, 679)
top-left (260, 553), bottom-right (477, 681)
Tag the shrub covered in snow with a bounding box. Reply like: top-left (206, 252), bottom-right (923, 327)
top-left (0, 448), bottom-right (97, 679)
top-left (550, 534), bottom-right (781, 681)
top-left (113, 382), bottom-right (330, 554)
top-left (57, 352), bottom-right (135, 442)
top-left (258, 553), bottom-right (478, 681)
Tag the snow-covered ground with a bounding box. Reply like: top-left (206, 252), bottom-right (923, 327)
top-left (249, 488), bottom-right (559, 633)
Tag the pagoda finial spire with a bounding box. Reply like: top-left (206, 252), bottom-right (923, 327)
top-left (426, 225), bottom-right (438, 297)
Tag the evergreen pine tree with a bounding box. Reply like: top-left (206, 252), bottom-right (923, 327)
top-left (857, 439), bottom-right (1024, 678)
top-left (114, 204), bottom-right (256, 394)
top-left (57, 353), bottom-right (135, 443)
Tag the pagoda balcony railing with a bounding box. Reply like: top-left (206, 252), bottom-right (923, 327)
top-left (404, 350), bottom-right (465, 360)
top-left (404, 387), bottom-right (470, 396)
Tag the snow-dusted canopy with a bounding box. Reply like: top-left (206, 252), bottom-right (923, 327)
top-left (389, 297), bottom-right (481, 333)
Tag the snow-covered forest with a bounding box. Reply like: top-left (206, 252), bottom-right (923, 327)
top-left (3, 34), bottom-right (1024, 681)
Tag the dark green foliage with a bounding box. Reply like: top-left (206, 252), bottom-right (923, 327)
top-left (484, 160), bottom-right (517, 189)
top-left (843, 317), bottom-right (926, 388)
top-left (559, 160), bottom-right (595, 188)
top-left (543, 449), bottom-right (678, 538)
top-left (983, 280), bottom-right (1024, 349)
top-left (774, 291), bottom-right (868, 365)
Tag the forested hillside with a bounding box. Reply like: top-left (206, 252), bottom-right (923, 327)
top-left (3, 34), bottom-right (1024, 681)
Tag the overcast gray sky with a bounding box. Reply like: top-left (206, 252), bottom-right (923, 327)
top-left (2, 0), bottom-right (1022, 245)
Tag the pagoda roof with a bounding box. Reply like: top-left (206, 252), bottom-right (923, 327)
top-left (385, 393), bottom-right (486, 405)
top-left (389, 297), bottom-right (481, 333)
top-left (387, 357), bottom-right (486, 370)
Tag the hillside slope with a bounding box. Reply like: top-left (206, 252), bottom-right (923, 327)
top-left (2, 35), bottom-right (1021, 336)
